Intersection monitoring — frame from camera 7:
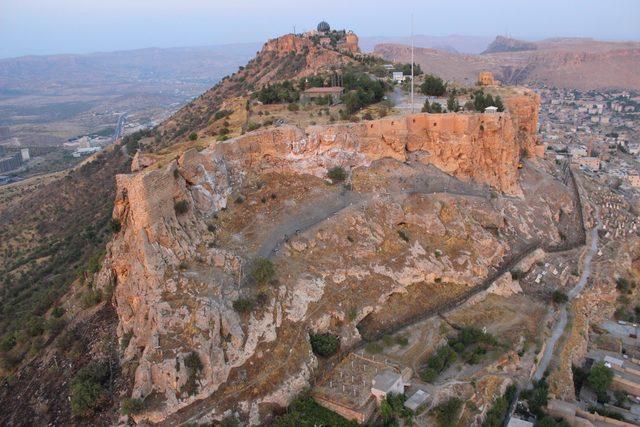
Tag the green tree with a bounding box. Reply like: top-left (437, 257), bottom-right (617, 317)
top-left (188, 132), bottom-right (198, 141)
top-left (588, 362), bottom-right (613, 402)
top-left (494, 96), bottom-right (505, 112)
top-left (447, 93), bottom-right (460, 112)
top-left (310, 333), bottom-right (340, 357)
top-left (552, 291), bottom-right (568, 304)
top-left (420, 74), bottom-right (447, 96)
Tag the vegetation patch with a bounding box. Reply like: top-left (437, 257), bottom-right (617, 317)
top-left (250, 257), bottom-right (276, 286)
top-left (482, 385), bottom-right (516, 427)
top-left (432, 397), bottom-right (463, 427)
top-left (420, 327), bottom-right (499, 382)
top-left (310, 333), bottom-right (340, 357)
top-left (70, 361), bottom-right (111, 417)
top-left (174, 200), bottom-right (189, 215)
top-left (271, 396), bottom-right (357, 426)
top-left (327, 166), bottom-right (347, 183)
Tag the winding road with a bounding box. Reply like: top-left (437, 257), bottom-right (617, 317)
top-left (532, 205), bottom-right (601, 382)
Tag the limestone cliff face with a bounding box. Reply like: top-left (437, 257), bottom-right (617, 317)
top-left (177, 102), bottom-right (539, 201)
top-left (98, 98), bottom-right (546, 423)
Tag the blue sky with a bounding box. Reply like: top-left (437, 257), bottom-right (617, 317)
top-left (2, 0), bottom-right (639, 58)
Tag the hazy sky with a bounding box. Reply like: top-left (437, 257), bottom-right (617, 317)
top-left (2, 0), bottom-right (640, 58)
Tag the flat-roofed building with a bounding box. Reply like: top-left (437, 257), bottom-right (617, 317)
top-left (300, 86), bottom-right (344, 104)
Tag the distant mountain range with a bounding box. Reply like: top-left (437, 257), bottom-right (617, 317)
top-left (375, 36), bottom-right (640, 90)
top-left (360, 34), bottom-right (493, 54)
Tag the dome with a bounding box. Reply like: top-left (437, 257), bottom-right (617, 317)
top-left (317, 21), bottom-right (330, 32)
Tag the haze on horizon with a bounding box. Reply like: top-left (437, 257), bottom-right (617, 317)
top-left (2, 0), bottom-right (640, 58)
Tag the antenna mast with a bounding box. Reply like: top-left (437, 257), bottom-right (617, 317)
top-left (411, 13), bottom-right (415, 114)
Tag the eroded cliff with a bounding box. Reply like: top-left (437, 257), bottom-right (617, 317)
top-left (97, 96), bottom-right (563, 424)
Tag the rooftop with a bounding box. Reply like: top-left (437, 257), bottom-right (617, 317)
top-left (371, 369), bottom-right (402, 393)
top-left (303, 86), bottom-right (344, 94)
top-left (404, 389), bottom-right (429, 411)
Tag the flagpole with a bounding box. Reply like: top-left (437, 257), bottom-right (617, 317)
top-left (411, 13), bottom-right (415, 114)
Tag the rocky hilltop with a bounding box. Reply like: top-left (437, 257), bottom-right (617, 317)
top-left (482, 36), bottom-right (537, 54)
top-left (159, 33), bottom-right (358, 146)
top-left (91, 79), bottom-right (559, 424)
top-left (0, 29), bottom-right (577, 427)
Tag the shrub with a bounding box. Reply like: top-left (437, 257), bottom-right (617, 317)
top-left (247, 122), bottom-right (261, 132)
top-left (366, 341), bottom-right (383, 354)
top-left (0, 333), bottom-right (16, 352)
top-left (422, 101), bottom-right (443, 113)
top-left (51, 306), bottom-right (65, 318)
top-left (398, 229), bottom-right (410, 242)
top-left (120, 331), bottom-right (133, 351)
top-left (433, 397), bottom-right (463, 427)
top-left (26, 316), bottom-right (45, 336)
top-left (182, 352), bottom-right (203, 396)
top-left (184, 351), bottom-right (203, 372)
top-left (173, 168), bottom-right (180, 179)
top-left (616, 277), bottom-right (634, 294)
top-left (70, 361), bottom-right (110, 417)
top-left (110, 218), bottom-right (121, 233)
top-left (121, 397), bottom-right (144, 415)
top-left (188, 132), bottom-right (198, 141)
top-left (174, 200), bottom-right (189, 215)
top-left (250, 258), bottom-right (276, 285)
top-left (552, 290), bottom-right (569, 304)
top-left (327, 166), bottom-right (347, 183)
top-left (310, 333), bottom-right (340, 357)
top-left (214, 110), bottom-right (232, 120)
top-left (82, 289), bottom-right (102, 308)
top-left (287, 103), bottom-right (300, 111)
top-left (232, 298), bottom-right (254, 313)
top-left (511, 269), bottom-right (524, 280)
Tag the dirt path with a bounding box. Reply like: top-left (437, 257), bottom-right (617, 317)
top-left (532, 205), bottom-right (601, 382)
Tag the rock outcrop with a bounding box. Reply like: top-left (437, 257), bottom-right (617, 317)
top-left (95, 93), bottom-right (560, 424)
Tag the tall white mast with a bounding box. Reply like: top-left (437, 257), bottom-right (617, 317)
top-left (411, 13), bottom-right (415, 114)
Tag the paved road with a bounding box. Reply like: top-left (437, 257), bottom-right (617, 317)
top-left (533, 206), bottom-right (601, 382)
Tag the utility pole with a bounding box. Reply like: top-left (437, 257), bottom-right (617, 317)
top-left (411, 13), bottom-right (415, 114)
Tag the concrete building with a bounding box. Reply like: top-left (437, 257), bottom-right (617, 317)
top-left (371, 370), bottom-right (404, 404)
top-left (0, 152), bottom-right (23, 173)
top-left (507, 418), bottom-right (534, 427)
top-left (392, 72), bottom-right (405, 83)
top-left (404, 389), bottom-right (429, 412)
top-left (20, 148), bottom-right (30, 161)
top-left (485, 106), bottom-right (499, 114)
top-left (574, 156), bottom-right (601, 172)
top-left (72, 146), bottom-right (102, 158)
top-left (300, 86), bottom-right (343, 105)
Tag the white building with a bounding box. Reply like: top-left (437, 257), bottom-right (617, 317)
top-left (20, 148), bottom-right (30, 161)
top-left (371, 370), bottom-right (404, 404)
top-left (72, 146), bottom-right (103, 158)
top-left (392, 72), bottom-right (405, 83)
top-left (485, 106), bottom-right (498, 114)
